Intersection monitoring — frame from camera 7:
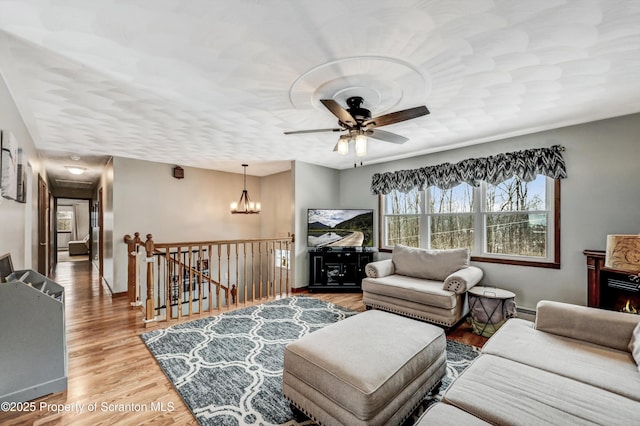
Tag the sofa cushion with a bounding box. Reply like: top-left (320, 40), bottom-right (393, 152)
top-left (364, 259), bottom-right (395, 278)
top-left (442, 354), bottom-right (640, 425)
top-left (535, 300), bottom-right (640, 352)
top-left (392, 245), bottom-right (469, 281)
top-left (630, 322), bottom-right (640, 372)
top-left (442, 266), bottom-right (483, 293)
top-left (482, 318), bottom-right (640, 402)
top-left (362, 275), bottom-right (457, 309)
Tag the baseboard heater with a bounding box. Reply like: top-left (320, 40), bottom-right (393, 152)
top-left (517, 306), bottom-right (536, 317)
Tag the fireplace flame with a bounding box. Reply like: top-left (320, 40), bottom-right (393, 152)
top-left (622, 300), bottom-right (638, 315)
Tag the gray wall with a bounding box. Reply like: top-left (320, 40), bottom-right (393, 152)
top-left (338, 113), bottom-right (640, 311)
top-left (109, 157), bottom-right (292, 293)
top-left (293, 161), bottom-right (340, 288)
top-left (0, 70), bottom-right (44, 271)
top-left (260, 168), bottom-right (294, 240)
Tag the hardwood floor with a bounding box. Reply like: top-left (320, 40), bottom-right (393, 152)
top-left (1, 260), bottom-right (486, 425)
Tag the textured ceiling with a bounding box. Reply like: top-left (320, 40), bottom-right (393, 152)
top-left (0, 0), bottom-right (639, 183)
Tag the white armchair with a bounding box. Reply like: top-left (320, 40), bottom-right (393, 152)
top-left (362, 245), bottom-right (483, 327)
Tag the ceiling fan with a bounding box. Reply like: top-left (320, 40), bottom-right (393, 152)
top-left (284, 96), bottom-right (429, 156)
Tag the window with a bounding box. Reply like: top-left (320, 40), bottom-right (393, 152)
top-left (381, 175), bottom-right (560, 268)
top-left (56, 211), bottom-right (73, 232)
top-left (429, 183), bottom-right (475, 251)
top-left (275, 249), bottom-right (290, 270)
top-left (484, 175), bottom-right (548, 258)
top-left (383, 187), bottom-right (421, 247)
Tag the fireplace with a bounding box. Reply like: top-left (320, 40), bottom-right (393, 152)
top-left (585, 250), bottom-right (640, 313)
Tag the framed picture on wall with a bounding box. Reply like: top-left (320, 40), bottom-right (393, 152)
top-left (16, 148), bottom-right (27, 203)
top-left (1, 130), bottom-right (19, 201)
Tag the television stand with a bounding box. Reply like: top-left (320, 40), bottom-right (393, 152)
top-left (308, 249), bottom-right (373, 291)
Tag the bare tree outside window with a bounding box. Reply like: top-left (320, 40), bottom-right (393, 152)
top-left (485, 175), bottom-right (547, 257)
top-left (429, 184), bottom-right (474, 250)
top-left (384, 188), bottom-right (421, 247)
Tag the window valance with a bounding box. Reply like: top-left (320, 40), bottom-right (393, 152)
top-left (370, 145), bottom-right (567, 194)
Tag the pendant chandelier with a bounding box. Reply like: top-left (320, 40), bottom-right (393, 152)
top-left (230, 164), bottom-right (260, 214)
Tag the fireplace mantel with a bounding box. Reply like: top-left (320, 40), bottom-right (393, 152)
top-left (584, 249), bottom-right (640, 311)
top-left (584, 250), bottom-right (606, 307)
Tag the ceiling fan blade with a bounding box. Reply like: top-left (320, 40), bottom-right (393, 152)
top-left (364, 105), bottom-right (430, 128)
top-left (284, 128), bottom-right (343, 135)
top-left (320, 99), bottom-right (357, 127)
top-left (367, 129), bottom-right (409, 144)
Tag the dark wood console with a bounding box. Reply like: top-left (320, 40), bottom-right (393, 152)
top-left (309, 249), bottom-right (373, 291)
top-left (584, 249), bottom-right (640, 312)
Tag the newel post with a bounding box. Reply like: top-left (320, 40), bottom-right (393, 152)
top-left (124, 232), bottom-right (142, 306)
top-left (144, 234), bottom-right (156, 324)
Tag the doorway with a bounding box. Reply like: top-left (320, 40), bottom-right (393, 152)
top-left (55, 198), bottom-right (90, 262)
top-left (37, 175), bottom-right (49, 275)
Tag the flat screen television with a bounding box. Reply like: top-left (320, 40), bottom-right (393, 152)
top-left (307, 209), bottom-right (374, 248)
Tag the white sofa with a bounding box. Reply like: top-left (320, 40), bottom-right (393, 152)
top-left (361, 245), bottom-right (483, 327)
top-left (419, 300), bottom-right (640, 424)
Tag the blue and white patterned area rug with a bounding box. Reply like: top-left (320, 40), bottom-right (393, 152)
top-left (141, 296), bottom-right (479, 426)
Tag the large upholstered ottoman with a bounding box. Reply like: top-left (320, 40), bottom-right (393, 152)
top-left (283, 310), bottom-right (446, 426)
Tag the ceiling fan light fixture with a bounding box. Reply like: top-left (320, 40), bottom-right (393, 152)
top-left (355, 133), bottom-right (367, 157)
top-left (337, 136), bottom-right (350, 155)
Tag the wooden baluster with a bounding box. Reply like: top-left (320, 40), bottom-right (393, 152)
top-left (217, 244), bottom-right (222, 309)
top-left (269, 241), bottom-right (273, 298)
top-left (286, 240), bottom-right (291, 295)
top-left (198, 245), bottom-right (204, 314)
top-left (258, 243), bottom-right (263, 300)
top-left (177, 246), bottom-right (182, 320)
top-left (251, 243), bottom-right (256, 302)
top-left (187, 246), bottom-right (193, 317)
top-left (226, 244), bottom-right (232, 307)
top-left (156, 251), bottom-right (161, 314)
top-left (123, 232), bottom-right (142, 306)
top-left (278, 240), bottom-right (283, 298)
top-left (243, 242), bottom-right (247, 304)
top-left (144, 234), bottom-right (155, 325)
top-left (165, 250), bottom-right (172, 320)
top-left (208, 245), bottom-right (213, 313)
top-left (274, 241), bottom-right (278, 297)
top-left (234, 243), bottom-right (239, 306)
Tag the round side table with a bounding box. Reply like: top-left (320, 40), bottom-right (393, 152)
top-left (468, 286), bottom-right (517, 337)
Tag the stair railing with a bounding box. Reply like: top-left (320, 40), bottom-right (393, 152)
top-left (124, 233), bottom-right (294, 326)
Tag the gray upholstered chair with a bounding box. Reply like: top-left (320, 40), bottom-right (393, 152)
top-left (68, 234), bottom-right (90, 255)
top-left (362, 244), bottom-right (483, 327)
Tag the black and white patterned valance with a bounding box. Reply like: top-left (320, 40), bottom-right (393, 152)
top-left (371, 145), bottom-right (567, 194)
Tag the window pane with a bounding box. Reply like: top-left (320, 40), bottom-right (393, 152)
top-left (486, 175), bottom-right (546, 212)
top-left (485, 213), bottom-right (547, 257)
top-left (429, 184), bottom-right (474, 213)
top-left (57, 211), bottom-right (73, 232)
top-left (384, 188), bottom-right (421, 214)
top-left (386, 216), bottom-right (420, 247)
top-left (430, 215), bottom-right (474, 250)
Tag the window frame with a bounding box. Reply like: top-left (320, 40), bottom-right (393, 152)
top-left (378, 179), bottom-right (561, 269)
